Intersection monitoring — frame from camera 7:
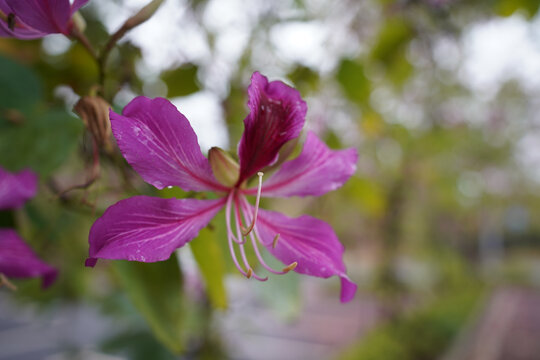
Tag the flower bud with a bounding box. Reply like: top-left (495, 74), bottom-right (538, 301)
top-left (74, 95), bottom-right (112, 153)
top-left (208, 147), bottom-right (239, 187)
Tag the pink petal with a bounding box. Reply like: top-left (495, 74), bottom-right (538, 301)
top-left (110, 97), bottom-right (226, 192)
top-left (86, 196), bottom-right (225, 267)
top-left (5, 0), bottom-right (72, 35)
top-left (252, 132), bottom-right (358, 197)
top-left (254, 207), bottom-right (356, 303)
top-left (0, 229), bottom-right (58, 288)
top-left (237, 72), bottom-right (307, 183)
top-left (0, 167), bottom-right (37, 210)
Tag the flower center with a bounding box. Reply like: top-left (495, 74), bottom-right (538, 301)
top-left (224, 172), bottom-right (297, 281)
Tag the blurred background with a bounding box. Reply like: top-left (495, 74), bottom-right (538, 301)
top-left (2, 0), bottom-right (540, 359)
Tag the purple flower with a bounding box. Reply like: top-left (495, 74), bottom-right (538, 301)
top-left (0, 167), bottom-right (57, 288)
top-left (0, 0), bottom-right (88, 39)
top-left (86, 72), bottom-right (358, 303)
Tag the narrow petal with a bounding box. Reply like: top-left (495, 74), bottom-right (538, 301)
top-left (237, 72), bottom-right (307, 183)
top-left (254, 207), bottom-right (356, 303)
top-left (71, 0), bottom-right (89, 13)
top-left (250, 132), bottom-right (358, 198)
top-left (0, 229), bottom-right (58, 288)
top-left (5, 0), bottom-right (72, 34)
top-left (0, 167), bottom-right (37, 210)
top-left (86, 196), bottom-right (225, 266)
top-left (110, 97), bottom-right (226, 192)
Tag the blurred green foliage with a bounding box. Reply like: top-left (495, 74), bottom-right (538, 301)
top-left (340, 288), bottom-right (483, 360)
top-left (113, 255), bottom-right (186, 354)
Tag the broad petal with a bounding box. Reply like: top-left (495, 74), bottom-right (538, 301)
top-left (0, 1), bottom-right (47, 39)
top-left (252, 132), bottom-right (358, 197)
top-left (237, 72), bottom-right (307, 183)
top-left (0, 229), bottom-right (58, 288)
top-left (0, 167), bottom-right (37, 210)
top-left (0, 22), bottom-right (47, 39)
top-left (254, 207), bottom-right (356, 303)
top-left (110, 97), bottom-right (226, 192)
top-left (86, 196), bottom-right (225, 266)
top-left (5, 0), bottom-right (72, 34)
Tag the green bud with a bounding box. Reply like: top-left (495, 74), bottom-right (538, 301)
top-left (208, 147), bottom-right (240, 187)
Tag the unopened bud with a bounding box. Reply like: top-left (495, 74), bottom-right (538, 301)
top-left (74, 95), bottom-right (112, 153)
top-left (71, 11), bottom-right (86, 34)
top-left (208, 147), bottom-right (239, 187)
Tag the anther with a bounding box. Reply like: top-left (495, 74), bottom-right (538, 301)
top-left (241, 171), bottom-right (264, 236)
top-left (246, 268), bottom-right (253, 279)
top-left (272, 234), bottom-right (280, 249)
top-left (282, 262), bottom-right (298, 273)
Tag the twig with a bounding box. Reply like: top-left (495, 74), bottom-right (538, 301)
top-left (57, 136), bottom-right (101, 197)
top-left (98, 0), bottom-right (164, 88)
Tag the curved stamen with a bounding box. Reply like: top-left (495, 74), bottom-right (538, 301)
top-left (0, 273), bottom-right (17, 291)
top-left (233, 197), bottom-right (268, 282)
top-left (226, 190), bottom-right (245, 245)
top-left (272, 234), bottom-right (280, 249)
top-left (241, 171), bottom-right (264, 236)
top-left (239, 196), bottom-right (297, 275)
top-left (225, 192), bottom-right (249, 277)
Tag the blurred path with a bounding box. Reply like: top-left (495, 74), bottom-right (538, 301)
top-left (217, 279), bottom-right (383, 360)
top-left (444, 287), bottom-right (540, 360)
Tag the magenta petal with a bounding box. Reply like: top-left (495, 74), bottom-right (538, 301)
top-left (237, 72), bottom-right (307, 183)
top-left (87, 196), bottom-right (225, 266)
top-left (5, 0), bottom-right (72, 35)
top-left (0, 229), bottom-right (58, 288)
top-left (71, 0), bottom-right (89, 13)
top-left (254, 207), bottom-right (356, 303)
top-left (0, 22), bottom-right (48, 39)
top-left (110, 97), bottom-right (226, 192)
top-left (340, 276), bottom-right (358, 303)
top-left (254, 132), bottom-right (358, 197)
top-left (0, 167), bottom-right (37, 210)
top-left (0, 1), bottom-right (47, 39)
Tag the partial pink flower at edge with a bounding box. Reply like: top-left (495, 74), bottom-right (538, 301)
top-left (0, 0), bottom-right (89, 39)
top-left (87, 72), bottom-right (358, 303)
top-left (0, 166), bottom-right (58, 288)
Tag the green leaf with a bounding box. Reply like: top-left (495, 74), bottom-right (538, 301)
top-left (113, 255), bottom-right (186, 354)
top-left (495, 0), bottom-right (540, 18)
top-left (0, 55), bottom-right (42, 115)
top-left (190, 227), bottom-right (228, 309)
top-left (288, 65), bottom-right (320, 94)
top-left (370, 17), bottom-right (414, 87)
top-left (161, 64), bottom-right (200, 97)
top-left (0, 109), bottom-right (83, 176)
top-left (337, 59), bottom-right (372, 106)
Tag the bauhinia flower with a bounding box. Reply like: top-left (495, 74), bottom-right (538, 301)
top-left (86, 72), bottom-right (358, 302)
top-left (0, 166), bottom-right (57, 288)
top-left (0, 0), bottom-right (88, 39)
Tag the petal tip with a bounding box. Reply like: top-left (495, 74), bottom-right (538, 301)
top-left (42, 268), bottom-right (58, 289)
top-left (340, 276), bottom-right (357, 303)
top-left (85, 257), bottom-right (97, 267)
